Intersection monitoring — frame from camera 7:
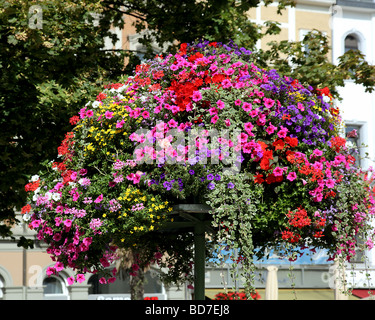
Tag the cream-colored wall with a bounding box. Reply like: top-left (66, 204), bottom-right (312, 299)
top-left (0, 249), bottom-right (52, 286)
top-left (246, 3), bottom-right (332, 53)
top-left (1, 252), bottom-right (23, 286)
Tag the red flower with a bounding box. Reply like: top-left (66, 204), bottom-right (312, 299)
top-left (254, 174), bottom-right (264, 184)
top-left (284, 136), bottom-right (298, 148)
top-left (273, 139), bottom-right (285, 151)
top-left (69, 116), bottom-right (80, 125)
top-left (179, 43), bottom-right (187, 55)
top-left (96, 92), bottom-right (107, 101)
top-left (286, 207), bottom-right (311, 228)
top-left (21, 204), bottom-right (32, 214)
top-left (25, 180), bottom-right (40, 192)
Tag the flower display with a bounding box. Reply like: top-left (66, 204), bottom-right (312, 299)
top-left (22, 40), bottom-right (375, 296)
top-left (214, 290), bottom-right (260, 300)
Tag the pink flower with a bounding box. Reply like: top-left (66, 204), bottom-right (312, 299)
top-left (70, 171), bottom-right (77, 181)
top-left (225, 119), bottom-right (231, 127)
top-left (100, 257), bottom-right (110, 268)
top-left (168, 119), bottom-right (178, 128)
top-left (99, 277), bottom-right (107, 284)
top-left (64, 219), bottom-right (72, 228)
top-left (76, 274), bottom-right (85, 284)
top-left (287, 172), bottom-right (297, 181)
top-left (192, 90), bottom-right (202, 102)
top-left (67, 277), bottom-right (75, 285)
top-left (242, 102), bottom-right (252, 112)
top-left (216, 100), bottom-right (225, 109)
top-left (55, 262), bottom-right (64, 272)
top-left (225, 68), bottom-right (235, 76)
top-left (277, 126), bottom-right (288, 138)
top-left (46, 267), bottom-right (55, 276)
top-left (249, 109), bottom-right (258, 118)
top-left (116, 119), bottom-right (125, 128)
top-left (211, 115), bottom-right (219, 124)
top-left (238, 132), bottom-right (248, 143)
top-left (86, 109), bottom-right (94, 117)
top-left (53, 232), bottom-right (62, 241)
top-left (105, 111), bottom-right (113, 119)
top-left (221, 79), bottom-right (232, 88)
top-left (94, 194), bottom-right (103, 203)
top-left (313, 149), bottom-right (323, 156)
top-left (273, 167), bottom-right (284, 177)
top-left (244, 122), bottom-right (254, 134)
top-left (266, 124), bottom-right (277, 135)
top-left (209, 107), bottom-right (218, 115)
top-left (263, 98), bottom-right (275, 108)
top-left (83, 237), bottom-right (93, 247)
top-left (326, 179), bottom-right (335, 188)
top-left (142, 111), bottom-right (150, 119)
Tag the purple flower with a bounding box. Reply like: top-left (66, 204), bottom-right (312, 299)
top-left (227, 182), bottom-right (235, 189)
top-left (189, 169), bottom-right (195, 175)
top-left (207, 174), bottom-right (214, 181)
top-left (163, 181), bottom-right (172, 191)
top-left (207, 182), bottom-right (215, 190)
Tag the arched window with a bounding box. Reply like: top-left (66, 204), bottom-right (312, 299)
top-left (0, 275), bottom-right (4, 299)
top-left (88, 269), bottom-right (165, 299)
top-left (344, 34), bottom-right (359, 52)
top-left (43, 276), bottom-right (68, 299)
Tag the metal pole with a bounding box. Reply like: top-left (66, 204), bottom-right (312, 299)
top-left (194, 220), bottom-right (205, 300)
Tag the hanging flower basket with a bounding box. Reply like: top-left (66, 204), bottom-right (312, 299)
top-left (23, 40), bottom-right (375, 295)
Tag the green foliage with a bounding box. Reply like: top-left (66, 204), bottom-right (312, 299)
top-left (0, 0), bottom-right (126, 236)
top-left (255, 29), bottom-right (375, 99)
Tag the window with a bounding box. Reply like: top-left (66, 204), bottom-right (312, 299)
top-left (344, 34), bottom-right (359, 53)
top-left (89, 270), bottom-right (163, 295)
top-left (0, 275), bottom-right (4, 299)
top-left (43, 276), bottom-right (68, 300)
top-left (345, 124), bottom-right (361, 167)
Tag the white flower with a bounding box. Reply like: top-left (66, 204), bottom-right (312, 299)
top-left (30, 175), bottom-right (39, 182)
top-left (51, 193), bottom-right (61, 201)
top-left (45, 192), bottom-right (52, 201)
top-left (23, 213), bottom-right (31, 222)
top-left (92, 100), bottom-right (101, 108)
top-left (34, 187), bottom-right (40, 194)
top-left (68, 182), bottom-right (77, 188)
top-left (322, 95), bottom-right (331, 103)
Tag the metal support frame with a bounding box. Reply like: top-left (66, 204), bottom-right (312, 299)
top-left (161, 204), bottom-right (212, 300)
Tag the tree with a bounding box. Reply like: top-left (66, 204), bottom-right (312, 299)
top-left (0, 0), bottom-right (126, 241)
top-left (97, 0), bottom-right (375, 98)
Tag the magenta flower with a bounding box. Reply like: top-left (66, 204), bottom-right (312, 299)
top-left (105, 111), bottom-right (114, 119)
top-left (86, 109), bottom-right (94, 117)
top-left (326, 179), bottom-right (335, 188)
top-left (263, 98), bottom-right (275, 108)
top-left (277, 126), bottom-right (288, 138)
top-left (242, 102), bottom-right (252, 112)
top-left (273, 167), bottom-right (284, 177)
top-left (67, 277), bottom-right (75, 285)
top-left (287, 172), bottom-right (297, 181)
top-left (94, 194), bottom-right (103, 203)
top-left (211, 115), bottom-right (219, 124)
top-left (76, 274), bottom-right (85, 283)
top-left (55, 262), bottom-right (64, 272)
top-left (192, 90), bottom-right (202, 102)
top-left (216, 99), bottom-right (225, 109)
top-left (266, 123), bottom-right (277, 135)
